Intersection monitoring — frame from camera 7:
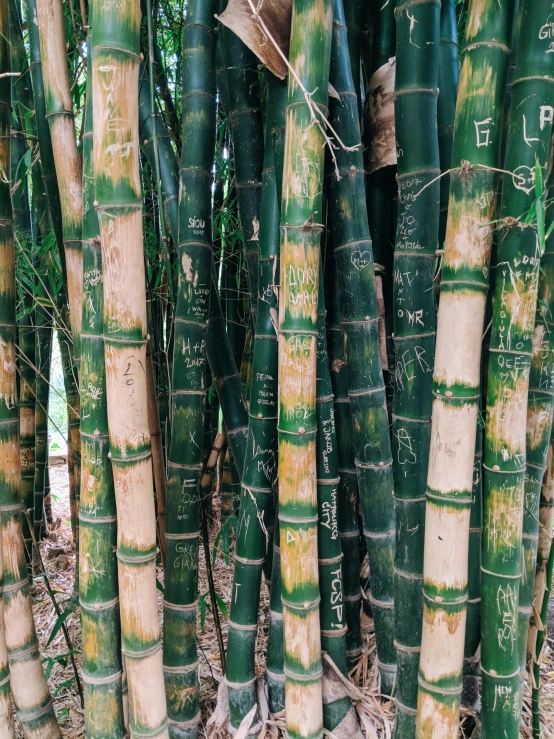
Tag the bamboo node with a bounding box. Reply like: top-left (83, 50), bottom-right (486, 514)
top-left (298, 426), bottom-right (305, 434)
top-left (445, 390), bottom-right (453, 398)
top-left (93, 429), bottom-right (100, 437)
top-left (93, 200), bottom-right (99, 207)
top-left (493, 464), bottom-right (500, 471)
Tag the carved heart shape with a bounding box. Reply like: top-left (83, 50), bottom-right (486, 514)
top-left (351, 250), bottom-right (371, 271)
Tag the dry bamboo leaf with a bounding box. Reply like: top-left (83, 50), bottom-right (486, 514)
top-left (363, 59), bottom-right (396, 175)
top-left (233, 703), bottom-right (257, 739)
top-left (218, 0), bottom-right (291, 79)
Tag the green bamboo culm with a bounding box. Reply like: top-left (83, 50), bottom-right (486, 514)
top-left (35, 0), bottom-right (83, 368)
top-left (79, 29), bottom-right (126, 738)
top-left (163, 0), bottom-right (218, 734)
top-left (529, 429), bottom-right (554, 739)
top-left (137, 73), bottom-right (248, 477)
top-left (328, 0), bottom-right (396, 694)
top-left (480, 2), bottom-right (554, 734)
top-left (416, 0), bottom-right (514, 734)
top-left (218, 9), bottom-right (264, 328)
top-left (392, 0), bottom-right (440, 731)
top-left (315, 264), bottom-right (360, 737)
top-left (91, 0), bottom-right (169, 733)
top-left (518, 169), bottom-right (554, 689)
top-left (9, 0), bottom-right (36, 558)
top-left (436, 0), bottom-right (458, 247)
top-left (324, 252), bottom-right (361, 670)
top-left (0, 0), bottom-right (61, 731)
top-left (278, 2), bottom-right (332, 737)
top-left (225, 76), bottom-right (282, 731)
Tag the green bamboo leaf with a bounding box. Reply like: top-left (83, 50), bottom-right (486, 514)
top-left (46, 600), bottom-right (78, 647)
top-left (215, 593), bottom-right (228, 619)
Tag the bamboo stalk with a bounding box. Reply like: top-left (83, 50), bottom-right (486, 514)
top-left (10, 0), bottom-right (37, 561)
top-left (225, 74), bottom-right (282, 731)
top-left (324, 251), bottom-right (361, 670)
top-left (518, 170), bottom-right (554, 685)
top-left (35, 0), bottom-right (83, 367)
top-left (416, 0), bottom-right (515, 734)
top-left (91, 0), bottom-right (168, 733)
top-left (163, 0), bottom-right (218, 732)
top-left (328, 0), bottom-right (396, 694)
top-left (480, 3), bottom-right (554, 734)
top-left (315, 264), bottom-right (360, 737)
top-left (436, 0), bottom-right (458, 247)
top-left (0, 0), bottom-right (60, 729)
top-left (529, 430), bottom-right (554, 738)
top-left (79, 28), bottom-right (126, 737)
top-left (278, 2), bottom-right (333, 737)
top-left (0, 513), bottom-right (14, 739)
top-left (218, 11), bottom-right (264, 328)
top-left (392, 0), bottom-right (440, 731)
top-left (137, 73), bottom-right (248, 478)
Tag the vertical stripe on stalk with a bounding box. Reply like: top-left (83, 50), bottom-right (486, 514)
top-left (225, 75), bottom-right (282, 731)
top-left (392, 0), bottom-right (440, 732)
top-left (416, 0), bottom-right (514, 735)
top-left (79, 29), bottom-right (125, 738)
top-left (91, 0), bottom-right (168, 734)
top-left (163, 0), bottom-right (217, 734)
top-left (35, 0), bottom-right (82, 366)
top-left (0, 0), bottom-right (60, 731)
top-left (481, 3), bottom-right (554, 734)
top-left (328, 0), bottom-right (396, 694)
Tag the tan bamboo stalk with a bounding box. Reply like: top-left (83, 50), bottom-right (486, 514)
top-left (35, 0), bottom-right (82, 366)
top-left (0, 0), bottom-right (60, 730)
top-left (0, 521), bottom-right (15, 739)
top-left (278, 1), bottom-right (333, 737)
top-left (91, 0), bottom-right (168, 734)
top-left (416, 0), bottom-right (514, 734)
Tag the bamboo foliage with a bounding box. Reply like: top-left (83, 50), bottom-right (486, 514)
top-left (0, 0), bottom-right (60, 731)
top-left (35, 0), bottom-right (82, 365)
top-left (417, 0), bottom-right (514, 734)
top-left (392, 0), bottom-right (440, 732)
top-left (328, 0), bottom-right (396, 694)
top-left (481, 3), bottom-right (554, 733)
top-left (79, 31), bottom-right (126, 738)
top-left (163, 0), bottom-right (218, 733)
top-left (90, 0), bottom-right (168, 733)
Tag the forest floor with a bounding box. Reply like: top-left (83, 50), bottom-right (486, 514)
top-left (21, 462), bottom-right (554, 738)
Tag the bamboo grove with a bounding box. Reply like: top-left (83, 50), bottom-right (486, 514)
top-left (0, 0), bottom-right (552, 738)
